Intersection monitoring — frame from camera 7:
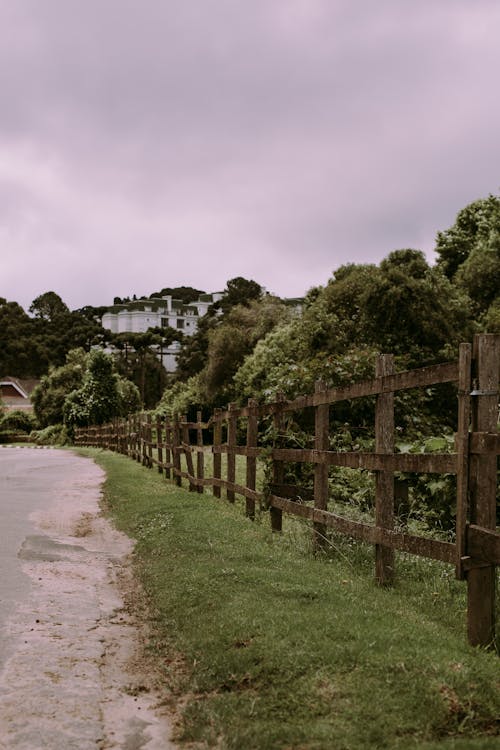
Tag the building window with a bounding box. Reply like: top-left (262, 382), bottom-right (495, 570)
top-left (161, 318), bottom-right (169, 327)
top-left (177, 319), bottom-right (184, 329)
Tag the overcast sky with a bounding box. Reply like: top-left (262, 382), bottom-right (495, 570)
top-left (1, 0), bottom-right (499, 311)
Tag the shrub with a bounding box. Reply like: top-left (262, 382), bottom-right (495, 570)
top-left (0, 410), bottom-right (36, 433)
top-left (30, 424), bottom-right (70, 446)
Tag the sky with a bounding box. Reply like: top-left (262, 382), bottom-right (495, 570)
top-left (1, 0), bottom-right (499, 312)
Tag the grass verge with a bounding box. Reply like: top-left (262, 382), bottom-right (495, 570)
top-left (83, 448), bottom-right (499, 750)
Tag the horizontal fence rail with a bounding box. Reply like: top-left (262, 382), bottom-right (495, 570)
top-left (75, 335), bottom-right (500, 649)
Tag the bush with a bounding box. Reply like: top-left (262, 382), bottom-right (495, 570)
top-left (30, 424), bottom-right (70, 446)
top-left (0, 410), bottom-right (36, 433)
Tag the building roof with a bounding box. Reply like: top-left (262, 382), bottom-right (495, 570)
top-left (1, 377), bottom-right (40, 412)
top-left (0, 377), bottom-right (40, 398)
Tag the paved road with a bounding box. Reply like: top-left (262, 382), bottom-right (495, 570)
top-left (0, 446), bottom-right (175, 749)
top-left (0, 447), bottom-right (87, 668)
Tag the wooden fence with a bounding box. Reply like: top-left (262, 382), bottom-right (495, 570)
top-left (75, 334), bottom-right (500, 649)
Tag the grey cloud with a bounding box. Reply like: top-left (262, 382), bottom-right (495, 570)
top-left (1, 0), bottom-right (499, 310)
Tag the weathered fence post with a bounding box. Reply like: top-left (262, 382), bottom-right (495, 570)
top-left (213, 408), bottom-right (222, 498)
top-left (164, 417), bottom-right (172, 479)
top-left (196, 410), bottom-right (204, 494)
top-left (314, 380), bottom-right (329, 552)
top-left (245, 398), bottom-right (258, 519)
top-left (182, 414), bottom-right (196, 492)
top-left (270, 392), bottom-right (286, 533)
top-left (135, 413), bottom-right (142, 464)
top-left (173, 414), bottom-right (182, 487)
top-left (455, 343), bottom-right (472, 579)
top-left (146, 413), bottom-right (153, 467)
top-left (375, 354), bottom-right (395, 586)
top-left (467, 334), bottom-right (500, 648)
top-left (227, 403), bottom-right (237, 502)
top-left (156, 416), bottom-right (164, 474)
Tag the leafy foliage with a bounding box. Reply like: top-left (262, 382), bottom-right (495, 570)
top-left (31, 348), bottom-right (87, 427)
top-left (149, 286), bottom-right (205, 303)
top-left (29, 291), bottom-right (69, 321)
top-left (111, 331), bottom-right (169, 408)
top-left (0, 409), bottom-right (36, 433)
top-left (64, 350), bottom-right (123, 428)
top-left (436, 194), bottom-right (500, 314)
top-left (30, 423), bottom-right (70, 445)
top-left (0, 293), bottom-right (105, 378)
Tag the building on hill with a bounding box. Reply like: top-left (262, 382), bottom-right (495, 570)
top-left (101, 293), bottom-right (223, 371)
top-left (102, 293), bottom-right (222, 335)
top-left (0, 377), bottom-right (39, 413)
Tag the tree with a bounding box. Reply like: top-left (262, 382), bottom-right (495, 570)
top-left (174, 310), bottom-right (218, 381)
top-left (0, 298), bottom-right (48, 376)
top-left (111, 331), bottom-right (169, 408)
top-left (64, 350), bottom-right (122, 428)
top-left (217, 276), bottom-right (263, 312)
top-left (31, 349), bottom-right (88, 427)
top-left (29, 291), bottom-right (69, 322)
top-left (149, 286), bottom-right (205, 303)
top-left (174, 277), bottom-right (265, 383)
top-left (360, 250), bottom-right (472, 364)
top-left (435, 195), bottom-right (500, 314)
top-left (200, 296), bottom-right (290, 404)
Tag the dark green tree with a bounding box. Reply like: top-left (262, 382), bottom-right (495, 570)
top-left (29, 291), bottom-right (69, 322)
top-left (31, 349), bottom-right (87, 428)
top-left (111, 331), bottom-right (169, 408)
top-left (217, 276), bottom-right (263, 312)
top-left (201, 296), bottom-right (290, 403)
top-left (149, 286), bottom-right (205, 303)
top-left (174, 311), bottom-right (217, 381)
top-left (435, 194), bottom-right (500, 314)
top-left (361, 250), bottom-right (472, 364)
top-left (64, 350), bottom-right (122, 428)
top-left (0, 298), bottom-right (48, 376)
top-left (174, 277), bottom-right (264, 382)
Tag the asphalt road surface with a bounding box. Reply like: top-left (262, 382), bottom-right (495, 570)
top-left (0, 448), bottom-right (82, 668)
top-left (0, 447), bottom-right (175, 750)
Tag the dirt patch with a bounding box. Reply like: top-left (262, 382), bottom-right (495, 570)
top-left (73, 511), bottom-right (94, 538)
top-left (0, 451), bottom-right (177, 749)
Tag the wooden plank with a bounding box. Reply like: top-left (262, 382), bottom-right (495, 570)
top-left (268, 483), bottom-right (314, 502)
top-left (147, 413), bottom-right (153, 468)
top-left (467, 525), bottom-right (500, 566)
top-left (469, 432), bottom-right (500, 455)
top-left (375, 354), bottom-right (395, 586)
top-left (227, 403), bottom-right (237, 502)
top-left (156, 417), bottom-right (164, 475)
top-left (284, 361), bottom-right (459, 412)
top-left (455, 343), bottom-right (472, 579)
top-left (172, 415), bottom-right (182, 487)
top-left (196, 410), bottom-right (204, 494)
top-left (270, 448), bottom-right (457, 474)
top-left (181, 417), bottom-right (196, 492)
top-left (245, 398), bottom-right (258, 519)
top-left (269, 496), bottom-right (455, 563)
top-left (314, 381), bottom-right (329, 551)
top-left (164, 421), bottom-right (172, 479)
top-left (215, 361), bottom-right (459, 420)
top-left (270, 394), bottom-right (286, 532)
top-left (212, 408), bottom-right (222, 499)
top-left (467, 334), bottom-right (500, 648)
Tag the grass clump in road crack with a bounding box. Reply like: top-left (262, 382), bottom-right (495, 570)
top-left (86, 449), bottom-right (500, 750)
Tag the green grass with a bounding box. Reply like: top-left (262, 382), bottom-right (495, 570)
top-left (82, 448), bottom-right (499, 749)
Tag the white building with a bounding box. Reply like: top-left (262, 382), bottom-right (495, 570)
top-left (101, 293), bottom-right (223, 372)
